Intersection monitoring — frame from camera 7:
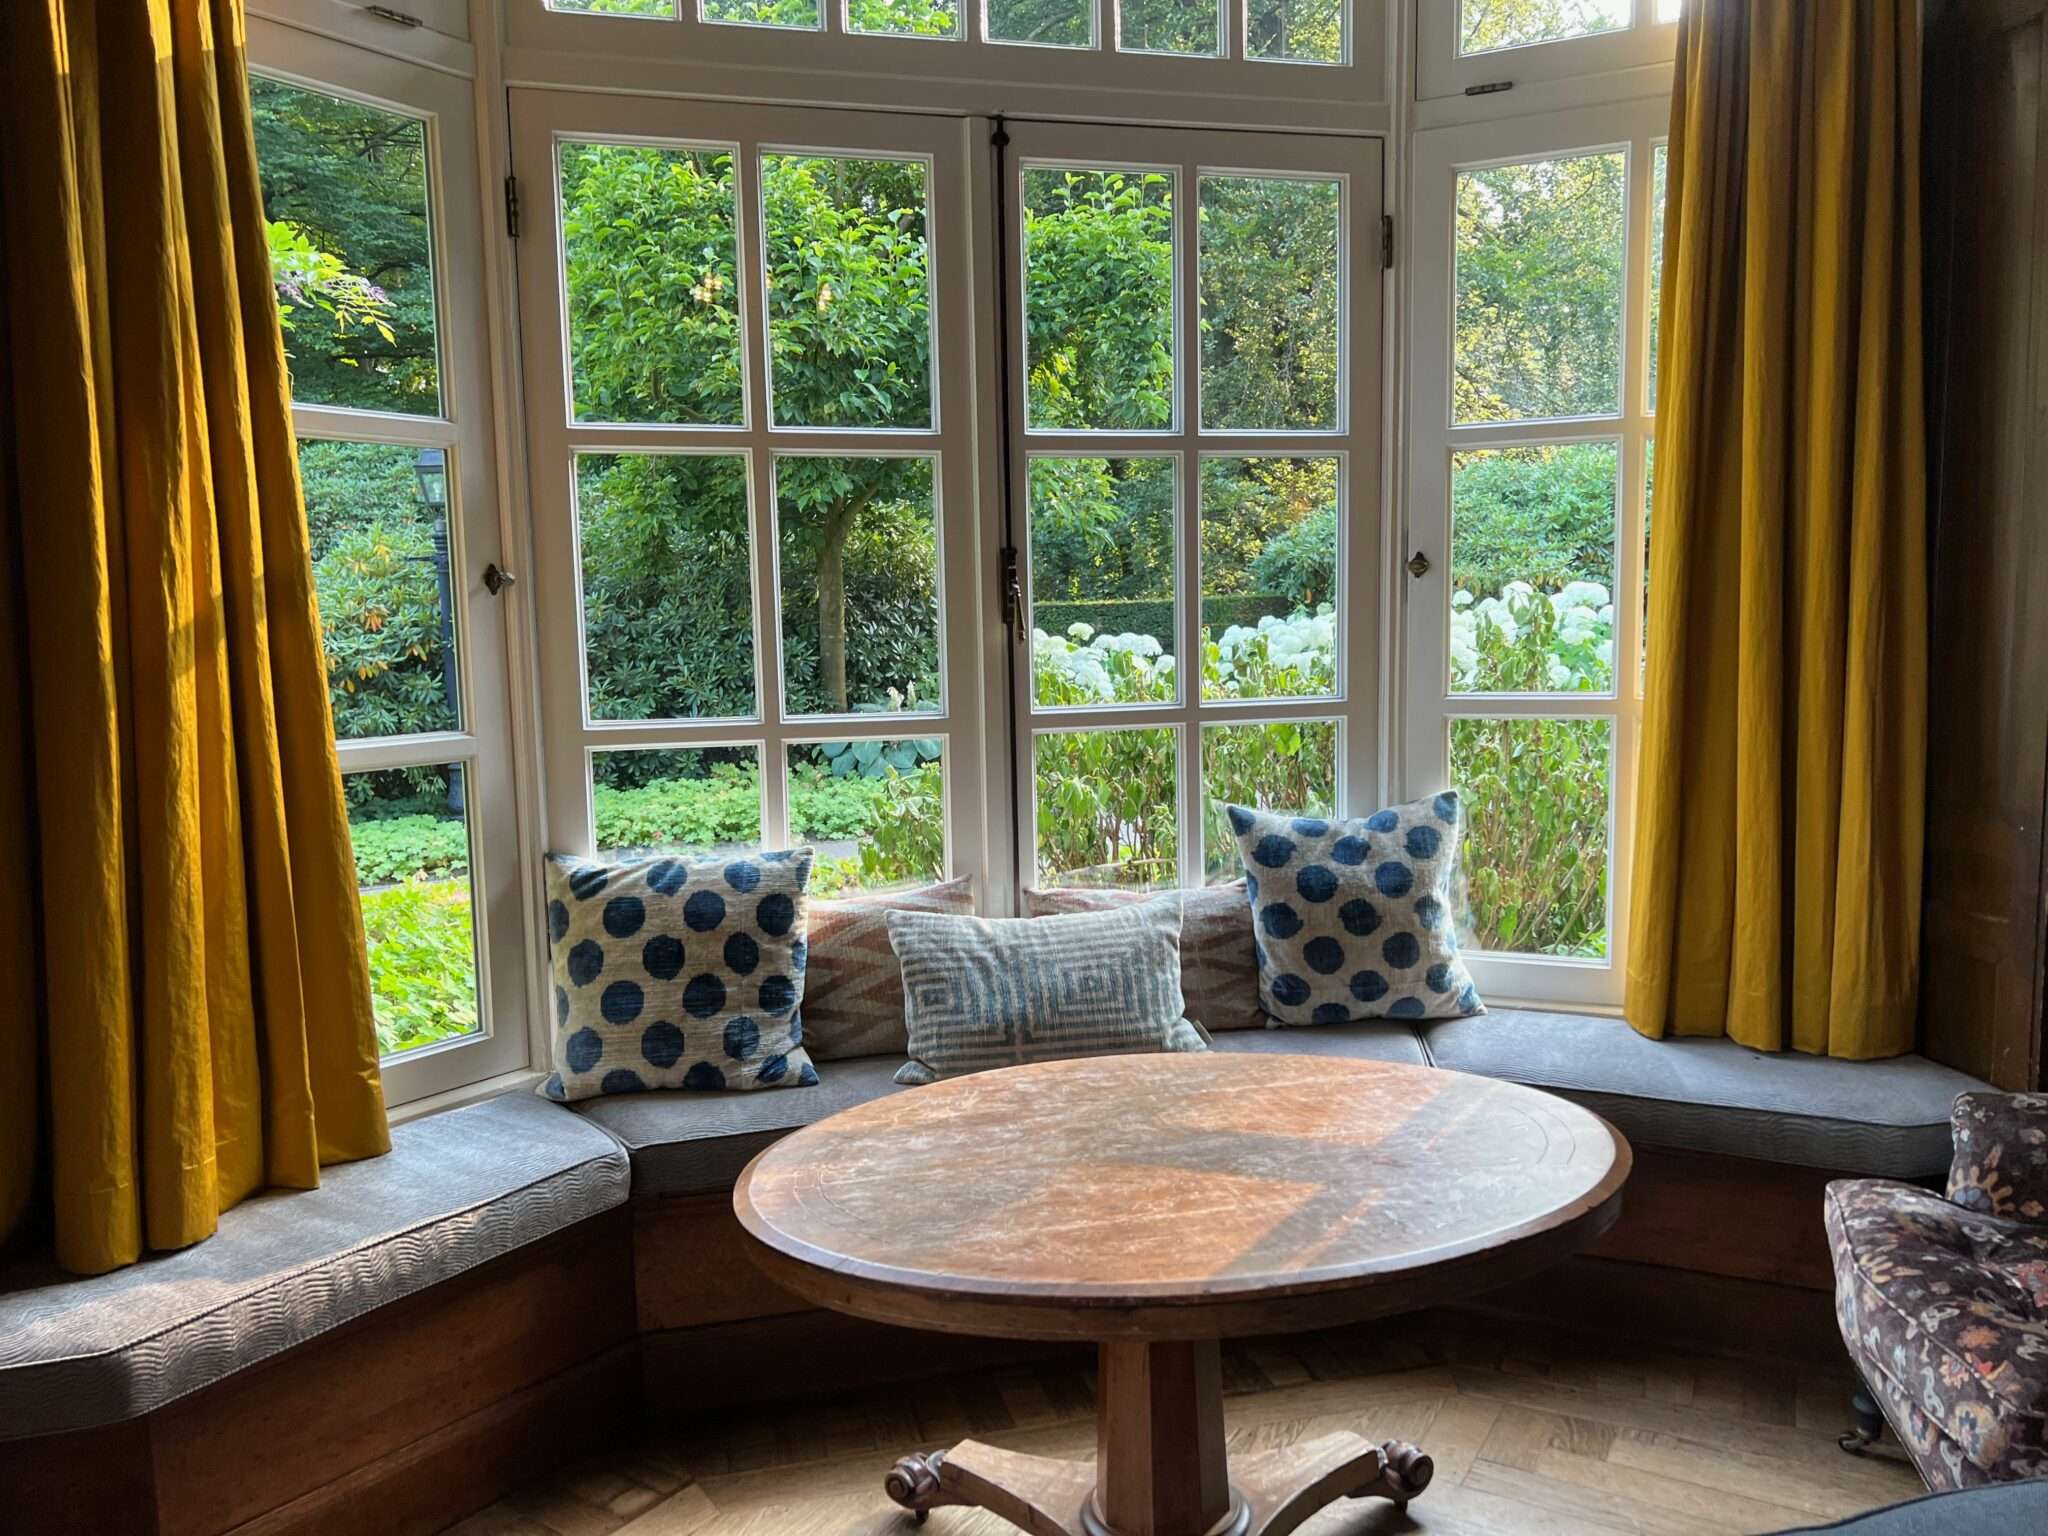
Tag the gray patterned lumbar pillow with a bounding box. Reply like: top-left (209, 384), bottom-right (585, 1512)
top-left (540, 849), bottom-right (819, 1102)
top-left (885, 895), bottom-right (1209, 1084)
top-left (1228, 796), bottom-right (1484, 1025)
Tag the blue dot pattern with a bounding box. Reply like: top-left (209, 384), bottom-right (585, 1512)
top-left (1226, 796), bottom-right (1483, 1027)
top-left (539, 847), bottom-right (819, 1102)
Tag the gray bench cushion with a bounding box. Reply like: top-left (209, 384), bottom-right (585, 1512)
top-left (1421, 1009), bottom-right (1987, 1176)
top-left (1210, 1021), bottom-right (1428, 1066)
top-left (576, 1053), bottom-right (911, 1197)
top-left (0, 1092), bottom-right (627, 1441)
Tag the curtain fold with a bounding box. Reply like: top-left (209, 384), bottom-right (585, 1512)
top-left (0, 0), bottom-right (389, 1277)
top-left (1626, 0), bottom-right (1927, 1058)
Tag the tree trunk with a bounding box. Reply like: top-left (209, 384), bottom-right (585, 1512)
top-left (816, 499), bottom-right (862, 713)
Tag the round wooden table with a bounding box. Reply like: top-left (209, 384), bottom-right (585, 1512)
top-left (734, 1052), bottom-right (1631, 1536)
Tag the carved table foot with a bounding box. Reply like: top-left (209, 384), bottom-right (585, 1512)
top-left (883, 1432), bottom-right (1432, 1536)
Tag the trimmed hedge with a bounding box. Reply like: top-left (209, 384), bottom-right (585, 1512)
top-left (1032, 594), bottom-right (1291, 641)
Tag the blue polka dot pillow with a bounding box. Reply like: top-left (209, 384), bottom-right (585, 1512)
top-left (539, 849), bottom-right (819, 1102)
top-left (1227, 795), bottom-right (1484, 1025)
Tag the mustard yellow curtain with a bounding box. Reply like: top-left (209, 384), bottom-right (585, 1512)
top-left (0, 0), bottom-right (390, 1276)
top-left (1626, 0), bottom-right (1927, 1058)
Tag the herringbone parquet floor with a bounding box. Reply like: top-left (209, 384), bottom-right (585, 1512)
top-left (449, 1311), bottom-right (1923, 1536)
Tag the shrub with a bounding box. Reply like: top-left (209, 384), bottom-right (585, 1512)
top-left (350, 813), bottom-right (468, 887)
top-left (360, 879), bottom-right (478, 1056)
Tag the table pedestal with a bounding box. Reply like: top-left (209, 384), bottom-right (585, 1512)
top-left (883, 1340), bottom-right (1432, 1536)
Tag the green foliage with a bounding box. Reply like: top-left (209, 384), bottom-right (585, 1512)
top-left (1452, 442), bottom-right (1619, 599)
top-left (351, 813), bottom-right (469, 887)
top-left (1024, 170), bottom-right (1175, 430)
top-left (1247, 0), bottom-right (1342, 62)
top-left (314, 520), bottom-right (455, 739)
top-left (1201, 719), bottom-right (1337, 881)
top-left (1459, 0), bottom-right (1628, 54)
top-left (252, 75), bottom-right (438, 413)
top-left (1198, 177), bottom-right (1339, 428)
top-left (1455, 150), bottom-right (1625, 423)
top-left (1453, 716), bottom-right (1611, 958)
top-left (594, 760), bottom-right (765, 851)
top-left (360, 880), bottom-right (479, 1056)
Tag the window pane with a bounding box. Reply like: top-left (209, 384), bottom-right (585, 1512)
top-left (776, 456), bottom-right (941, 716)
top-left (347, 765), bottom-right (479, 1058)
top-left (790, 740), bottom-right (946, 896)
top-left (702, 0), bottom-right (823, 26)
top-left (1120, 0), bottom-right (1220, 56)
top-left (1458, 0), bottom-right (1629, 55)
top-left (591, 747), bottom-right (763, 862)
top-left (560, 143), bottom-right (743, 425)
top-left (1247, 0), bottom-right (1342, 64)
top-left (576, 453), bottom-right (756, 721)
top-left (762, 155), bottom-right (933, 429)
top-left (1199, 176), bottom-right (1340, 431)
top-left (547, 0), bottom-right (676, 13)
top-left (1023, 167), bottom-right (1175, 430)
top-left (1450, 717), bottom-right (1611, 958)
top-left (252, 77), bottom-right (439, 415)
top-left (1029, 457), bottom-right (1178, 708)
top-left (304, 440), bottom-right (463, 740)
top-left (1450, 443), bottom-right (1618, 695)
top-left (988, 0), bottom-right (1093, 47)
top-left (1199, 457), bottom-right (1337, 702)
top-left (1034, 728), bottom-right (1178, 890)
top-left (1201, 721), bottom-right (1337, 884)
top-left (847, 0), bottom-right (960, 34)
top-left (1454, 152), bottom-right (1626, 425)
top-left (1649, 143), bottom-right (1668, 413)
top-left (1657, 0), bottom-right (1681, 19)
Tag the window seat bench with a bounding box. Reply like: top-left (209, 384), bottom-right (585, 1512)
top-left (0, 1011), bottom-right (1993, 1535)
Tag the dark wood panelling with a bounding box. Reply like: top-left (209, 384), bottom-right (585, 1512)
top-left (151, 1208), bottom-right (636, 1536)
top-left (633, 1190), bottom-right (807, 1332)
top-left (1585, 1146), bottom-right (1844, 1291)
top-left (6, 1415), bottom-right (159, 1535)
top-left (224, 1344), bottom-right (639, 1536)
top-left (1463, 1255), bottom-right (1845, 1368)
top-left (1921, 0), bottom-right (2048, 1091)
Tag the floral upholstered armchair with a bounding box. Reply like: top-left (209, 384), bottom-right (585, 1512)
top-left (1826, 1092), bottom-right (2048, 1490)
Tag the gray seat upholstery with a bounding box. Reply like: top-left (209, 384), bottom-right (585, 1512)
top-left (1421, 1009), bottom-right (1988, 1176)
top-left (0, 1091), bottom-right (627, 1441)
top-left (1210, 1021), bottom-right (1428, 1066)
top-left (576, 1053), bottom-right (911, 1198)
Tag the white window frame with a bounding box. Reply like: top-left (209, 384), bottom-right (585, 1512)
top-left (503, 0), bottom-right (1387, 136)
top-left (1416, 0), bottom-right (1678, 101)
top-left (510, 92), bottom-right (996, 898)
top-left (1002, 120), bottom-right (1384, 892)
top-left (248, 18), bottom-right (536, 1105)
top-left (1401, 97), bottom-right (1666, 1008)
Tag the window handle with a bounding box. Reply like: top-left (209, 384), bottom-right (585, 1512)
top-left (1407, 550), bottom-right (1431, 579)
top-left (483, 563), bottom-right (517, 596)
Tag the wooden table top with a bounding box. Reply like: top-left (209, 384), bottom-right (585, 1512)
top-left (734, 1053), bottom-right (1631, 1342)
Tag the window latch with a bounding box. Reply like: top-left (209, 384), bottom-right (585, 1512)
top-left (483, 563), bottom-right (517, 596)
top-left (1000, 546), bottom-right (1023, 638)
top-left (1407, 551), bottom-right (1431, 579)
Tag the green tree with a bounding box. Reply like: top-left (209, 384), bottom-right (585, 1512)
top-left (252, 76), bottom-right (438, 412)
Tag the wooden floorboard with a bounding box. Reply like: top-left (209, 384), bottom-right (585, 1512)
top-left (447, 1311), bottom-right (1923, 1536)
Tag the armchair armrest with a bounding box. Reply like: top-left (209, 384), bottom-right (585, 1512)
top-left (1946, 1091), bottom-right (2048, 1219)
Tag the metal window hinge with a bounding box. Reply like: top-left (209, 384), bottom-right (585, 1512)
top-left (1000, 546), bottom-right (1023, 637)
top-left (1381, 214), bottom-right (1395, 270)
top-left (364, 4), bottom-right (424, 26)
top-left (1465, 80), bottom-right (1514, 96)
top-left (504, 175), bottom-right (521, 239)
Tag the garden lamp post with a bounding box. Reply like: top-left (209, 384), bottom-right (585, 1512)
top-left (415, 448), bottom-right (463, 817)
